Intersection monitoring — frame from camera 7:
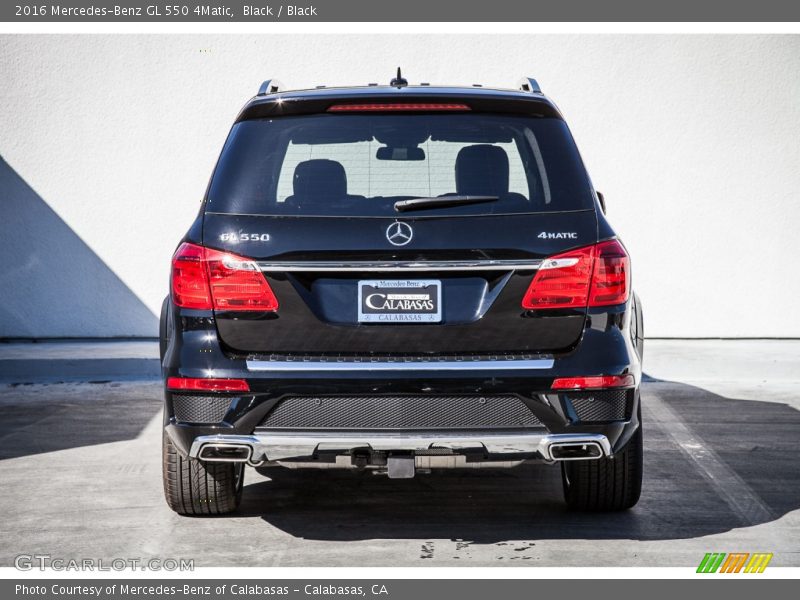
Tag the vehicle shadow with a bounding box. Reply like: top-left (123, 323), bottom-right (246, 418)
top-left (241, 378), bottom-right (800, 542)
top-left (0, 381), bottom-right (162, 460)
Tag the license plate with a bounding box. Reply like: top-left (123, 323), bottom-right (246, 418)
top-left (358, 280), bottom-right (442, 323)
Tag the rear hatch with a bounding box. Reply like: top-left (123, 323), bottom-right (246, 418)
top-left (205, 211), bottom-right (597, 354)
top-left (201, 107), bottom-right (598, 356)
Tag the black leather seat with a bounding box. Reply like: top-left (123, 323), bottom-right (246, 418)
top-left (454, 145), bottom-right (527, 204)
top-left (285, 159), bottom-right (363, 209)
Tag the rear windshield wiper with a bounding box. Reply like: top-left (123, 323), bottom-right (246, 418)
top-left (394, 195), bottom-right (499, 212)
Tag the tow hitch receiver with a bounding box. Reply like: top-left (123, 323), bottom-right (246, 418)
top-left (387, 455), bottom-right (415, 479)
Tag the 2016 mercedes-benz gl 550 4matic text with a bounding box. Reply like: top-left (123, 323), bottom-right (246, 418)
top-left (160, 73), bottom-right (645, 515)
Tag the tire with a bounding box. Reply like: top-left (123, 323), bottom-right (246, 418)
top-left (561, 424), bottom-right (643, 511)
top-left (162, 430), bottom-right (244, 515)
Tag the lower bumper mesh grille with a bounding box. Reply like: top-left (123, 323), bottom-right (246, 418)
top-left (172, 394), bottom-right (232, 424)
top-left (564, 389), bottom-right (631, 422)
top-left (260, 395), bottom-right (541, 430)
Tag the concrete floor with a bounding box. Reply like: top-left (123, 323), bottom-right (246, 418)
top-left (0, 339), bottom-right (798, 567)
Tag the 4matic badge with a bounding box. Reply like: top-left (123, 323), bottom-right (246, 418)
top-left (538, 231), bottom-right (578, 240)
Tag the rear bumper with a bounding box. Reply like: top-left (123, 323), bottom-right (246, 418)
top-left (162, 301), bottom-right (643, 462)
top-left (189, 431), bottom-right (612, 463)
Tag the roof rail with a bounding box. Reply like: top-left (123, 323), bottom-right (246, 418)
top-left (257, 79), bottom-right (285, 96)
top-left (518, 77), bottom-right (542, 94)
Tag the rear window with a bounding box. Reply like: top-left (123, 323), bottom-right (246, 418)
top-left (206, 113), bottom-right (594, 216)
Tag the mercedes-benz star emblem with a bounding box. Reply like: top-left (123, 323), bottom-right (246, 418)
top-left (386, 221), bottom-right (413, 246)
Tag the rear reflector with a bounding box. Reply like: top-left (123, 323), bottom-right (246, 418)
top-left (167, 377), bottom-right (250, 392)
top-left (551, 375), bottom-right (635, 390)
top-left (522, 239), bottom-right (630, 310)
top-left (171, 243), bottom-right (279, 311)
top-left (327, 103), bottom-right (471, 112)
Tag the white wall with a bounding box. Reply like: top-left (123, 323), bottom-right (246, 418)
top-left (1, 34), bottom-right (798, 337)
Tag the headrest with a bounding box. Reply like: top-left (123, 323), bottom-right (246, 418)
top-left (293, 159), bottom-right (348, 199)
top-left (455, 145), bottom-right (510, 197)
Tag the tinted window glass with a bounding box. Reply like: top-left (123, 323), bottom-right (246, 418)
top-left (206, 114), bottom-right (593, 216)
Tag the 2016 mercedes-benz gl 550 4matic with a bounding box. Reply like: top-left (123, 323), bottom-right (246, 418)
top-left (160, 74), bottom-right (644, 515)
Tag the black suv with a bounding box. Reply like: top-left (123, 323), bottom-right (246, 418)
top-left (160, 73), bottom-right (644, 515)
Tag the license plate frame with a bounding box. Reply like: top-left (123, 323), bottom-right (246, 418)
top-left (357, 279), bottom-right (442, 323)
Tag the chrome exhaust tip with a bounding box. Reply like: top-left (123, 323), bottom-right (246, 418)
top-left (197, 443), bottom-right (253, 462)
top-left (548, 441), bottom-right (604, 461)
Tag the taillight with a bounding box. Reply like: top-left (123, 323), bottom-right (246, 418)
top-left (551, 375), bottom-right (635, 390)
top-left (167, 377), bottom-right (250, 392)
top-left (205, 247), bottom-right (279, 311)
top-left (171, 243), bottom-right (212, 309)
top-left (589, 239), bottom-right (630, 306)
top-left (521, 246), bottom-right (594, 309)
top-left (171, 243), bottom-right (278, 311)
top-left (521, 239), bottom-right (629, 310)
top-left (327, 103), bottom-right (471, 112)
